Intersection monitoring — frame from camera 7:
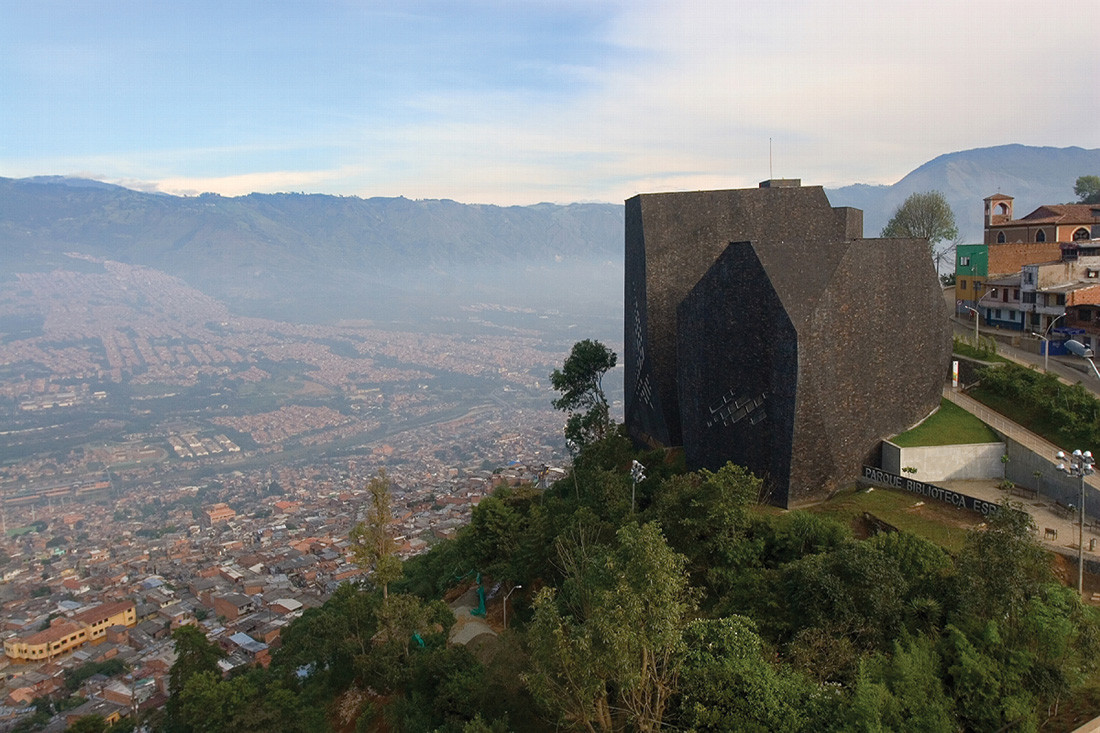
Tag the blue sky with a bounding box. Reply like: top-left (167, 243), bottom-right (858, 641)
top-left (2, 1), bottom-right (1098, 204)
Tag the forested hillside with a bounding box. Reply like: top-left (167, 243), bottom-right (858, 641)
top-left (147, 425), bottom-right (1100, 733)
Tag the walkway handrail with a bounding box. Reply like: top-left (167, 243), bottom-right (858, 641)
top-left (943, 386), bottom-right (1100, 492)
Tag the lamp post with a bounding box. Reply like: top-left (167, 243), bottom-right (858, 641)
top-left (967, 287), bottom-right (998, 347)
top-left (1032, 313), bottom-right (1066, 372)
top-left (503, 584), bottom-right (522, 630)
top-left (630, 460), bottom-right (646, 513)
top-left (1056, 449), bottom-right (1094, 596)
top-left (1065, 339), bottom-right (1100, 380)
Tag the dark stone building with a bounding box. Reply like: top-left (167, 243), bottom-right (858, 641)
top-left (625, 181), bottom-right (950, 507)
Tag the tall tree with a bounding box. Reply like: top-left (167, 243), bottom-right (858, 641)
top-left (167, 625), bottom-right (224, 733)
top-left (550, 339), bottom-right (617, 447)
top-left (1075, 175), bottom-right (1100, 204)
top-left (527, 522), bottom-right (693, 732)
top-left (881, 191), bottom-right (959, 252)
top-left (350, 470), bottom-right (402, 598)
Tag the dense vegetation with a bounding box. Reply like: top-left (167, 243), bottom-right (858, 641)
top-left (145, 424), bottom-right (1100, 732)
top-left (972, 362), bottom-right (1100, 453)
top-left (126, 349), bottom-right (1100, 731)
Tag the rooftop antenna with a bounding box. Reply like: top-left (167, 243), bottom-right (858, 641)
top-left (769, 138), bottom-right (773, 180)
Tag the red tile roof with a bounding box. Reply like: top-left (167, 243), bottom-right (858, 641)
top-left (1017, 204), bottom-right (1096, 225)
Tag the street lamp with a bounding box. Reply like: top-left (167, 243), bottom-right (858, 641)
top-left (1032, 313), bottom-right (1066, 372)
top-left (1065, 339), bottom-right (1100, 380)
top-left (966, 287), bottom-right (998, 347)
top-left (630, 460), bottom-right (646, 513)
top-left (503, 584), bottom-right (522, 630)
top-left (1056, 448), bottom-right (1095, 596)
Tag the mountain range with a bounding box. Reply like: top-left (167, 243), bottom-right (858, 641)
top-left (2, 144), bottom-right (1098, 322)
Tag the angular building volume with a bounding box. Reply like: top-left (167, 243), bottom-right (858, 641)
top-left (625, 181), bottom-right (950, 507)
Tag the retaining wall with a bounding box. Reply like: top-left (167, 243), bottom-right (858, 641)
top-left (882, 440), bottom-right (1005, 482)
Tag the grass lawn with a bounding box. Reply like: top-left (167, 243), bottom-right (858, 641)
top-left (952, 340), bottom-right (1011, 364)
top-left (808, 485), bottom-right (981, 553)
top-left (890, 398), bottom-right (999, 447)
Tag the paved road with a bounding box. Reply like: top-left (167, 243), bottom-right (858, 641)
top-left (447, 585), bottom-right (497, 647)
top-left (953, 316), bottom-right (1100, 392)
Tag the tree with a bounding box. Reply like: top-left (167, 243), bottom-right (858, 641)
top-left (1075, 175), bottom-right (1100, 204)
top-left (527, 522), bottom-right (693, 732)
top-left (651, 462), bottom-right (761, 592)
top-left (881, 191), bottom-right (959, 252)
top-left (167, 625), bottom-right (224, 732)
top-left (954, 501), bottom-right (1049, 625)
top-left (66, 715), bottom-right (108, 733)
top-left (550, 340), bottom-right (617, 447)
top-left (678, 616), bottom-right (817, 733)
top-left (350, 470), bottom-right (402, 598)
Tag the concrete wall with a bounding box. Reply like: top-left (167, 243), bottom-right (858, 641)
top-left (1004, 436), bottom-right (1100, 517)
top-left (882, 440), bottom-right (1005, 482)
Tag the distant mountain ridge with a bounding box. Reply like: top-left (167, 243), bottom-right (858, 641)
top-left (826, 144), bottom-right (1100, 242)
top-left (3, 144), bottom-right (1098, 320)
top-left (0, 177), bottom-right (625, 320)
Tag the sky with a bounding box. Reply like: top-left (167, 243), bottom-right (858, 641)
top-left (2, 0), bottom-right (1098, 206)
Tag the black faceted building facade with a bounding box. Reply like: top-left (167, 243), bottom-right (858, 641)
top-left (625, 182), bottom-right (950, 507)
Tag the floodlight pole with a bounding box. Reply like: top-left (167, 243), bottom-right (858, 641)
top-left (630, 460), bottom-right (646, 513)
top-left (566, 439), bottom-right (580, 499)
top-left (1057, 449), bottom-right (1095, 596)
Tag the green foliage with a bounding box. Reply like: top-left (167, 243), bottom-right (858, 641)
top-left (890, 398), bottom-right (999, 447)
top-left (679, 616), bottom-right (819, 733)
top-left (651, 463), bottom-right (760, 573)
top-left (955, 501), bottom-right (1049, 625)
top-left (972, 361), bottom-right (1100, 452)
top-left (65, 715), bottom-right (108, 733)
top-left (275, 583), bottom-right (380, 694)
top-left (779, 541), bottom-right (908, 655)
top-left (527, 522), bottom-right (693, 731)
top-left (550, 339), bottom-right (617, 447)
top-left (64, 658), bottom-right (128, 692)
top-left (952, 333), bottom-right (1000, 360)
top-left (166, 426), bottom-right (1100, 732)
top-left (1076, 175), bottom-right (1100, 205)
top-left (349, 470), bottom-right (401, 598)
top-left (847, 635), bottom-right (955, 733)
top-left (167, 624), bottom-right (226, 732)
top-left (881, 191), bottom-right (959, 247)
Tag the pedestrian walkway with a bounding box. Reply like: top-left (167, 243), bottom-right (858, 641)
top-left (447, 585), bottom-right (497, 647)
top-left (941, 387), bottom-right (1100, 492)
top-left (940, 386), bottom-right (1100, 564)
top-left (952, 317), bottom-right (1100, 392)
top-left (936, 477), bottom-right (1100, 559)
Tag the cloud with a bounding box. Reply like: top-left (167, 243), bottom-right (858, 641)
top-left (4, 1), bottom-right (1098, 205)
top-left (137, 166), bottom-right (371, 197)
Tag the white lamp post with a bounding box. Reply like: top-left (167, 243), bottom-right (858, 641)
top-left (1065, 340), bottom-right (1100, 380)
top-left (503, 584), bottom-right (522, 630)
top-left (966, 287), bottom-right (998, 347)
top-left (1056, 449), bottom-right (1095, 596)
top-left (1032, 313), bottom-right (1066, 372)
